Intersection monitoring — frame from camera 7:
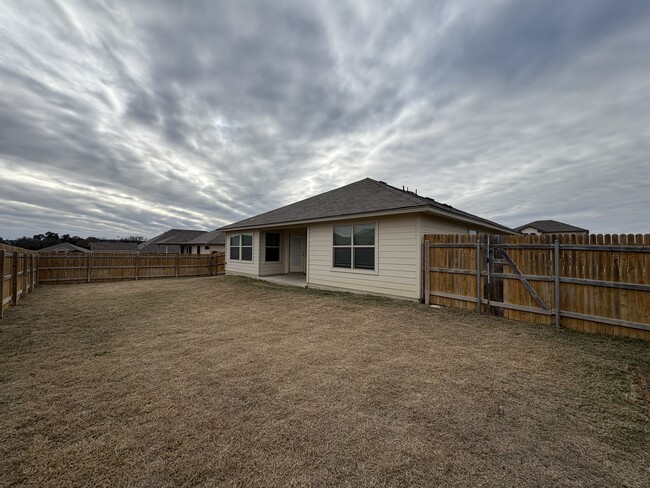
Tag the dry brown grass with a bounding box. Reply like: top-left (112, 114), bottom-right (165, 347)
top-left (1, 276), bottom-right (649, 487)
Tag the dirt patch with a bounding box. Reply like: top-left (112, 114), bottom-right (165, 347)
top-left (1, 276), bottom-right (649, 487)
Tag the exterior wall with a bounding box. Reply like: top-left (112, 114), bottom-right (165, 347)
top-left (225, 230), bottom-right (260, 277)
top-left (307, 214), bottom-right (420, 300)
top-left (180, 244), bottom-right (226, 254)
top-left (199, 244), bottom-right (225, 254)
top-left (520, 226), bottom-right (541, 235)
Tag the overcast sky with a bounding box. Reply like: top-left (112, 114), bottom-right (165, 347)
top-left (1, 0), bottom-right (649, 239)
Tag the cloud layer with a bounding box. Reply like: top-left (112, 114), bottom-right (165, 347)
top-left (1, 0), bottom-right (649, 238)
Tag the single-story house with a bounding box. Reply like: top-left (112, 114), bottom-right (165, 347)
top-left (138, 229), bottom-right (185, 253)
top-left (218, 178), bottom-right (516, 300)
top-left (89, 242), bottom-right (140, 252)
top-left (151, 230), bottom-right (209, 254)
top-left (174, 230), bottom-right (226, 255)
top-left (37, 242), bottom-right (89, 254)
top-left (139, 229), bottom-right (226, 254)
top-left (515, 220), bottom-right (589, 235)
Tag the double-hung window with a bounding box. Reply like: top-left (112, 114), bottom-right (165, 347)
top-left (333, 223), bottom-right (375, 270)
top-left (229, 234), bottom-right (253, 261)
top-left (265, 232), bottom-right (280, 262)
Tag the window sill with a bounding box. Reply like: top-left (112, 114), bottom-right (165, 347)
top-left (330, 266), bottom-right (378, 276)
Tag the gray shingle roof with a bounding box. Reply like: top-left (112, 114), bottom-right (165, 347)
top-left (188, 230), bottom-right (226, 245)
top-left (38, 242), bottom-right (89, 253)
top-left (515, 220), bottom-right (589, 233)
top-left (219, 178), bottom-right (514, 233)
top-left (156, 230), bottom-right (207, 245)
top-left (139, 229), bottom-right (181, 250)
top-left (89, 242), bottom-right (140, 252)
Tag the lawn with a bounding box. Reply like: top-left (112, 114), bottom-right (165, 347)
top-left (1, 276), bottom-right (648, 487)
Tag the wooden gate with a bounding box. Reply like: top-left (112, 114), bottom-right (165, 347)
top-left (423, 234), bottom-right (650, 340)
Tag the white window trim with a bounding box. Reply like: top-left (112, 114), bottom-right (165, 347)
top-left (229, 233), bottom-right (254, 262)
top-left (263, 231), bottom-right (282, 263)
top-left (330, 221), bottom-right (378, 275)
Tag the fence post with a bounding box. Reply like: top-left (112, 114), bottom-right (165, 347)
top-left (554, 240), bottom-right (561, 329)
top-left (175, 254), bottom-right (179, 278)
top-left (87, 254), bottom-right (92, 283)
top-left (11, 252), bottom-right (18, 306)
top-left (134, 254), bottom-right (139, 281)
top-left (0, 250), bottom-right (4, 318)
top-left (22, 253), bottom-right (28, 299)
top-left (34, 254), bottom-right (39, 287)
top-left (476, 238), bottom-right (481, 313)
top-left (28, 254), bottom-right (32, 293)
top-left (424, 240), bottom-right (430, 305)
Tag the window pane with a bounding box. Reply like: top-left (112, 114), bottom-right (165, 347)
top-left (266, 232), bottom-right (280, 247)
top-left (241, 246), bottom-right (253, 261)
top-left (242, 234), bottom-right (253, 246)
top-left (265, 247), bottom-right (280, 262)
top-left (333, 248), bottom-right (351, 268)
top-left (230, 246), bottom-right (240, 260)
top-left (354, 247), bottom-right (375, 270)
top-left (354, 224), bottom-right (375, 246)
top-left (333, 225), bottom-right (351, 246)
top-left (230, 235), bottom-right (240, 246)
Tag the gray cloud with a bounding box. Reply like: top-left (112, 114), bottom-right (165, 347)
top-left (1, 0), bottom-right (649, 239)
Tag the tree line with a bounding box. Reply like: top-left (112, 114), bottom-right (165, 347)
top-left (0, 232), bottom-right (146, 250)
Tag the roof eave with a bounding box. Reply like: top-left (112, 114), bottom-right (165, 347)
top-left (421, 207), bottom-right (519, 235)
top-left (218, 205), bottom-right (518, 234)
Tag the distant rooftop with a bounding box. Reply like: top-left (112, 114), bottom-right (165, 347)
top-left (515, 220), bottom-right (589, 234)
top-left (38, 242), bottom-right (89, 253)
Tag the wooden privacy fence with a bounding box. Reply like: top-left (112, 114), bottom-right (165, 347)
top-left (423, 234), bottom-right (650, 340)
top-left (1, 244), bottom-right (39, 318)
top-left (37, 252), bottom-right (225, 284)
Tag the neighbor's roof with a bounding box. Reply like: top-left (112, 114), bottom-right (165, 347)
top-left (514, 220), bottom-right (589, 233)
top-left (138, 229), bottom-right (185, 253)
top-left (156, 230), bottom-right (207, 245)
top-left (89, 242), bottom-right (140, 252)
top-left (218, 178), bottom-right (515, 233)
top-left (38, 242), bottom-right (89, 253)
top-left (188, 230), bottom-right (226, 245)
top-left (139, 229), bottom-right (180, 250)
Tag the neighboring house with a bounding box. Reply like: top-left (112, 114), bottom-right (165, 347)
top-left (37, 242), bottom-right (89, 254)
top-left (138, 229), bottom-right (184, 253)
top-left (515, 220), bottom-right (589, 235)
top-left (89, 242), bottom-right (140, 252)
top-left (139, 229), bottom-right (226, 254)
top-left (172, 230), bottom-right (226, 255)
top-left (153, 230), bottom-right (208, 254)
top-left (218, 178), bottom-right (516, 301)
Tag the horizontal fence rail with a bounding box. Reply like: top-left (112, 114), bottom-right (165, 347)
top-left (423, 233), bottom-right (650, 340)
top-left (0, 243), bottom-right (39, 318)
top-left (37, 252), bottom-right (225, 284)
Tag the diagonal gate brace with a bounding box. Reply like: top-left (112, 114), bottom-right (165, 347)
top-left (496, 248), bottom-right (550, 311)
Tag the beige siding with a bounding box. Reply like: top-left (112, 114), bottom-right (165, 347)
top-left (225, 230), bottom-right (260, 277)
top-left (307, 215), bottom-right (420, 299)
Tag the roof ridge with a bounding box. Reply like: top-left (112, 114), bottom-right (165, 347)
top-left (366, 178), bottom-right (428, 206)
